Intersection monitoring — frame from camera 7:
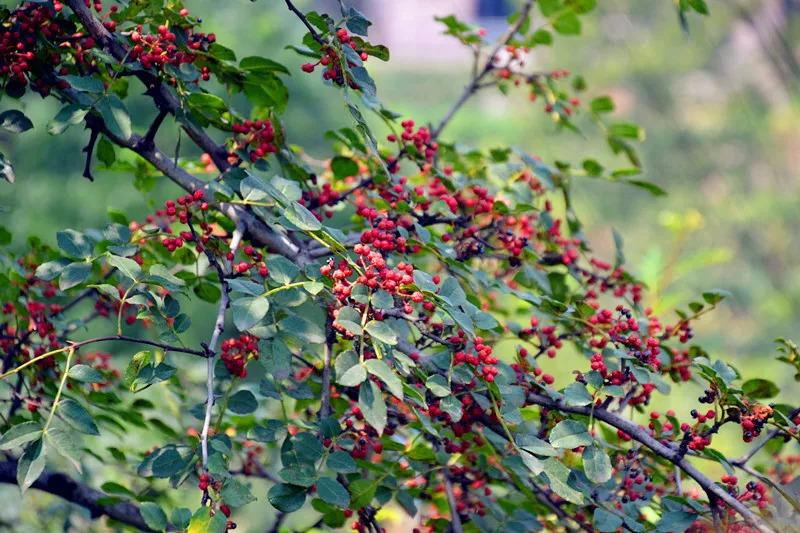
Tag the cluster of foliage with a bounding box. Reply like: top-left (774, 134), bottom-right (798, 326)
top-left (0, 1), bottom-right (796, 532)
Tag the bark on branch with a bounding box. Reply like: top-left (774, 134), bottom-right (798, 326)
top-left (0, 460), bottom-right (158, 531)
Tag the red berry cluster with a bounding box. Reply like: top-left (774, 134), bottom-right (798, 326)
top-left (129, 20), bottom-right (215, 80)
top-left (232, 245), bottom-right (268, 277)
top-left (220, 334), bottom-right (259, 378)
top-left (452, 334), bottom-right (498, 382)
top-left (387, 120), bottom-right (438, 165)
top-left (301, 28), bottom-right (370, 89)
top-left (231, 119), bottom-right (277, 162)
top-left (0, 3), bottom-right (79, 95)
top-left (739, 403), bottom-right (773, 443)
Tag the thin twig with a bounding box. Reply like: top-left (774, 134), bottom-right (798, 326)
top-left (431, 0), bottom-right (536, 138)
top-left (0, 335), bottom-right (207, 381)
top-left (285, 0), bottom-right (326, 45)
top-left (199, 223), bottom-right (244, 471)
top-left (319, 314), bottom-right (334, 418)
top-left (444, 473), bottom-right (464, 533)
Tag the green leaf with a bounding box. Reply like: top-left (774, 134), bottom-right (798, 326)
top-left (564, 382), bottom-right (593, 406)
top-left (594, 508), bottom-right (623, 532)
top-left (364, 320), bottom-right (397, 345)
top-left (316, 476), bottom-right (350, 507)
top-left (425, 375), bottom-right (450, 397)
top-left (349, 478), bottom-right (377, 510)
top-left (232, 296), bottom-right (270, 331)
top-left (147, 264), bottom-right (185, 288)
top-left (439, 395), bottom-right (462, 422)
top-left (284, 202), bottom-right (322, 231)
top-left (240, 56), bottom-right (290, 75)
top-left (96, 137), bottom-right (115, 166)
top-left (59, 262), bottom-right (92, 290)
top-left (45, 424), bottom-right (83, 473)
top-left (626, 179), bottom-right (666, 196)
top-left (656, 511), bottom-right (698, 532)
top-left (687, 0), bottom-right (709, 15)
top-left (702, 289), bottom-right (730, 305)
top-left (346, 7), bottom-right (371, 36)
top-left (266, 256), bottom-right (300, 285)
top-left (517, 434), bottom-right (558, 457)
top-left (583, 445), bottom-right (612, 483)
top-left (188, 506), bottom-right (227, 533)
top-left (58, 229), bottom-right (93, 259)
top-left (221, 478), bottom-right (257, 507)
top-left (0, 110), bottom-right (33, 133)
top-left (0, 422), bottom-right (42, 450)
top-left (97, 95), bottom-right (132, 141)
top-left (742, 379), bottom-right (779, 400)
top-left (608, 122), bottom-right (645, 140)
top-left (107, 254), bottom-right (142, 280)
top-left (552, 12), bottom-right (581, 34)
top-left (172, 508), bottom-right (192, 529)
top-left (590, 96), bottom-right (615, 114)
top-left (358, 380), bottom-right (387, 435)
top-left (279, 315), bottom-right (325, 343)
top-left (327, 451), bottom-right (358, 473)
top-left (268, 483), bottom-right (307, 512)
top-left (538, 0), bottom-right (561, 16)
top-left (335, 351), bottom-right (367, 387)
top-left (35, 260), bottom-right (69, 281)
top-left (364, 359), bottom-right (402, 399)
top-left (48, 104), bottom-right (89, 135)
top-left (147, 447), bottom-right (187, 478)
top-left (17, 438), bottom-right (46, 493)
top-left (59, 399), bottom-right (100, 435)
top-left (249, 419), bottom-right (286, 443)
top-left (549, 420), bottom-right (592, 449)
top-left (335, 306), bottom-right (363, 336)
top-left (68, 364), bottom-right (104, 383)
top-left (542, 457), bottom-right (584, 504)
top-left (330, 156), bottom-right (359, 180)
top-left (228, 390), bottom-right (258, 414)
top-left (140, 502), bottom-right (168, 531)
top-left (62, 75), bottom-right (104, 93)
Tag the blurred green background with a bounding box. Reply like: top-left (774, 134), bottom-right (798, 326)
top-left (1, 0), bottom-right (799, 530)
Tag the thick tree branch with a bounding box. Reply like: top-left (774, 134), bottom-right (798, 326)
top-left (65, 0), bottom-right (230, 170)
top-left (525, 393), bottom-right (774, 533)
top-left (0, 460), bottom-right (159, 531)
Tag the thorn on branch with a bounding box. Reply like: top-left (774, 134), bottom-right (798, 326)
top-left (137, 109), bottom-right (168, 152)
top-left (81, 116), bottom-right (103, 181)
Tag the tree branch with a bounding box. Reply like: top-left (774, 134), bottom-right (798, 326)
top-left (0, 460), bottom-right (160, 531)
top-left (81, 116), bottom-right (101, 181)
top-left (525, 392), bottom-right (774, 533)
top-left (199, 222), bottom-right (244, 470)
top-left (444, 472), bottom-right (464, 533)
top-left (65, 0), bottom-right (230, 170)
top-left (0, 335), bottom-right (207, 382)
top-left (431, 0), bottom-right (536, 139)
top-left (54, 77), bottom-right (303, 262)
top-left (284, 0), bottom-right (326, 45)
top-left (318, 314), bottom-right (335, 418)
